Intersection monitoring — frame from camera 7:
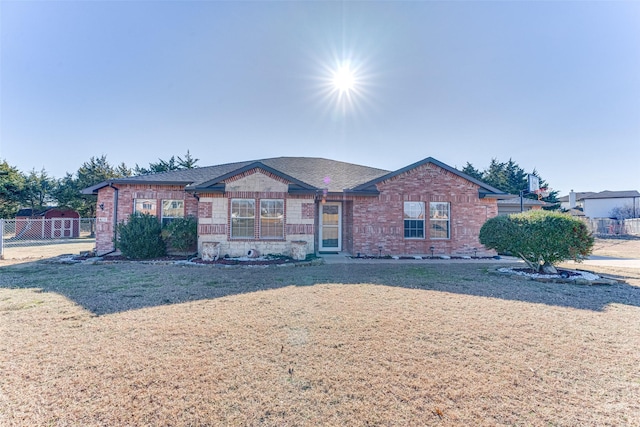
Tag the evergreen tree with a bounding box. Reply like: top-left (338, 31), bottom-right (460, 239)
top-left (53, 155), bottom-right (131, 217)
top-left (0, 160), bottom-right (25, 218)
top-left (22, 169), bottom-right (56, 213)
top-left (461, 162), bottom-right (483, 181)
top-left (134, 150), bottom-right (199, 175)
top-left (462, 158), bottom-right (558, 203)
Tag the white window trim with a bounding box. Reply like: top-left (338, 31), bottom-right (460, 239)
top-left (161, 199), bottom-right (185, 226)
top-left (134, 198), bottom-right (157, 216)
top-left (429, 202), bottom-right (450, 240)
top-left (404, 201), bottom-right (425, 239)
top-left (230, 198), bottom-right (256, 239)
top-left (259, 199), bottom-right (285, 240)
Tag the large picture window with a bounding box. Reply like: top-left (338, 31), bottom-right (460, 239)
top-left (231, 199), bottom-right (255, 238)
top-left (134, 199), bottom-right (157, 216)
top-left (404, 201), bottom-right (424, 239)
top-left (430, 202), bottom-right (450, 239)
top-left (260, 199), bottom-right (284, 239)
top-left (161, 200), bottom-right (184, 226)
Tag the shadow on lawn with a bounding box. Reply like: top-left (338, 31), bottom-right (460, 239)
top-left (0, 259), bottom-right (639, 315)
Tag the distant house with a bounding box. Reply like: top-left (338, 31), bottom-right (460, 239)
top-left (559, 190), bottom-right (640, 218)
top-left (83, 156), bottom-right (509, 257)
top-left (496, 197), bottom-right (546, 216)
top-left (15, 208), bottom-right (81, 239)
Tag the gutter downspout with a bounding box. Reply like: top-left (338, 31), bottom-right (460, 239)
top-left (102, 183), bottom-right (119, 256)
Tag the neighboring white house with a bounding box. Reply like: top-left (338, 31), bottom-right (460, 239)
top-left (559, 190), bottom-right (640, 218)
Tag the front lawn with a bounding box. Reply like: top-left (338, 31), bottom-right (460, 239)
top-left (0, 262), bottom-right (638, 426)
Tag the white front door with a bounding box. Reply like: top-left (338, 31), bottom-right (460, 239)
top-left (319, 202), bottom-right (341, 252)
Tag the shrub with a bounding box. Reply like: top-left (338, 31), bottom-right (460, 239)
top-left (479, 210), bottom-right (594, 272)
top-left (115, 213), bottom-right (166, 259)
top-left (161, 216), bottom-right (198, 253)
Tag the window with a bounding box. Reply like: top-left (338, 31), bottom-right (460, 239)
top-left (430, 202), bottom-right (450, 239)
top-left (134, 199), bottom-right (157, 216)
top-left (260, 199), bottom-right (284, 239)
top-left (162, 200), bottom-right (184, 226)
top-left (231, 199), bottom-right (255, 238)
top-left (404, 201), bottom-right (424, 238)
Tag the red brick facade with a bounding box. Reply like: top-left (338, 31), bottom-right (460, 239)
top-left (95, 184), bottom-right (199, 254)
top-left (93, 160), bottom-right (499, 256)
top-left (347, 163), bottom-right (497, 256)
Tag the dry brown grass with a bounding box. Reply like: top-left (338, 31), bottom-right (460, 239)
top-left (591, 237), bottom-right (640, 258)
top-left (1, 259), bottom-right (639, 426)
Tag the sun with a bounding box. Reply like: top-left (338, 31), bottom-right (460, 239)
top-left (332, 65), bottom-right (356, 93)
top-left (313, 55), bottom-right (372, 114)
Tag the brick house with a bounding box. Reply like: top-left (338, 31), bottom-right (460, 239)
top-left (83, 157), bottom-right (507, 257)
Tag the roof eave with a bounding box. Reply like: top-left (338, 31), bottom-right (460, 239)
top-left (352, 157), bottom-right (506, 195)
top-left (479, 191), bottom-right (511, 199)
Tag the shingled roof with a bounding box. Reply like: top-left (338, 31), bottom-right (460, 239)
top-left (82, 156), bottom-right (508, 197)
top-left (83, 157), bottom-right (390, 194)
top-left (558, 190), bottom-right (640, 202)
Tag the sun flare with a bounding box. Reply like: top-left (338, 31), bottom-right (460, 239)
top-left (332, 65), bottom-right (356, 93)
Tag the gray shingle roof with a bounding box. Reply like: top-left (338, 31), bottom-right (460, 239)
top-left (82, 156), bottom-right (508, 197)
top-left (580, 190), bottom-right (640, 200)
top-left (497, 197), bottom-right (546, 206)
top-left (558, 190), bottom-right (640, 202)
top-left (83, 157), bottom-right (390, 194)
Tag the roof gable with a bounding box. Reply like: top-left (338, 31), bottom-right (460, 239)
top-left (350, 157), bottom-right (508, 197)
top-left (187, 162), bottom-right (317, 192)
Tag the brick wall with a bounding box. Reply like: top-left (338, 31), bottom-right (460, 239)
top-left (350, 163), bottom-right (497, 256)
top-left (94, 184), bottom-right (199, 255)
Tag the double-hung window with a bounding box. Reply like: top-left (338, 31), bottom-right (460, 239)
top-left (161, 200), bottom-right (184, 226)
top-left (260, 199), bottom-right (284, 239)
top-left (231, 199), bottom-right (256, 238)
top-left (404, 201), bottom-right (425, 239)
top-left (134, 199), bottom-right (157, 216)
top-left (429, 202), bottom-right (450, 239)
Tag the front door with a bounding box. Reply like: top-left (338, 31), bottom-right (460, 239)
top-left (319, 202), bottom-right (341, 252)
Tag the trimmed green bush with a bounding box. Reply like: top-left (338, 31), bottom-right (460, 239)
top-left (161, 216), bottom-right (198, 253)
top-left (115, 213), bottom-right (166, 259)
top-left (479, 210), bottom-right (594, 272)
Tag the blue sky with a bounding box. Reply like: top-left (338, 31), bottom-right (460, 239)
top-left (1, 1), bottom-right (639, 195)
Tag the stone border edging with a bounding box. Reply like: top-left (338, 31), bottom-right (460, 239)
top-left (490, 267), bottom-right (623, 285)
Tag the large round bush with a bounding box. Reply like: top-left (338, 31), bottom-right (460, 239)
top-left (115, 213), bottom-right (166, 259)
top-left (480, 210), bottom-right (594, 272)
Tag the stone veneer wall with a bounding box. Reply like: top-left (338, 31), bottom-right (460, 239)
top-left (197, 169), bottom-right (316, 258)
top-left (197, 193), bottom-right (316, 258)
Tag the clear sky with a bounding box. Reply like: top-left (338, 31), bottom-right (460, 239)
top-left (1, 1), bottom-right (639, 196)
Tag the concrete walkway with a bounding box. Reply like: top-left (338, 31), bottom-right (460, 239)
top-left (576, 256), bottom-right (640, 269)
top-left (319, 253), bottom-right (640, 269)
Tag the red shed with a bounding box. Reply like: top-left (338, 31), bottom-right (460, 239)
top-left (15, 208), bottom-right (81, 239)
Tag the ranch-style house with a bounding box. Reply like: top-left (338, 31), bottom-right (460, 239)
top-left (83, 156), bottom-right (508, 258)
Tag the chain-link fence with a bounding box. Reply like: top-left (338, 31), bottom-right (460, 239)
top-left (1, 218), bottom-right (96, 260)
top-left (583, 218), bottom-right (640, 237)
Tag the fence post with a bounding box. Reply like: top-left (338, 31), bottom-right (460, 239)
top-left (0, 219), bottom-right (4, 260)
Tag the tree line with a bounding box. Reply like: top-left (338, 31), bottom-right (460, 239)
top-left (462, 159), bottom-right (558, 203)
top-left (0, 154), bottom-right (556, 219)
top-left (0, 151), bottom-right (199, 218)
